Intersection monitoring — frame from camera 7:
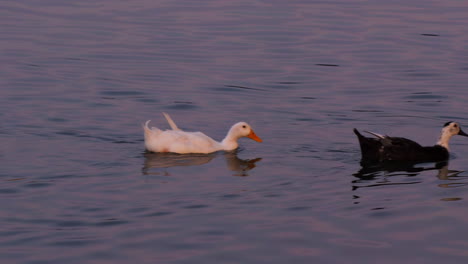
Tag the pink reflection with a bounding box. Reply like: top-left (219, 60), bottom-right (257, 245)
top-left (142, 151), bottom-right (262, 176)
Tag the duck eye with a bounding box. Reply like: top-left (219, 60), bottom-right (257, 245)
top-left (454, 124), bottom-right (458, 128)
top-left (242, 125), bottom-right (246, 129)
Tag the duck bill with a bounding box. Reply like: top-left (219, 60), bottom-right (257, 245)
top-left (458, 129), bottom-right (468, 137)
top-left (247, 130), bottom-right (263, 142)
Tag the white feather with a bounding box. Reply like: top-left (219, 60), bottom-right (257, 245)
top-left (364, 130), bottom-right (386, 139)
top-left (143, 113), bottom-right (262, 154)
top-left (163, 112), bottom-right (180, 131)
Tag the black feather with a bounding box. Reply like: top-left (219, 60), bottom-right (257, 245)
top-left (353, 128), bottom-right (449, 164)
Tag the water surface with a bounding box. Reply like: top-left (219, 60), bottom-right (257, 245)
top-left (2, 1), bottom-right (468, 263)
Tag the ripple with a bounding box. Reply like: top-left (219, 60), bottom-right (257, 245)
top-left (100, 90), bottom-right (146, 97)
top-left (94, 219), bottom-right (129, 227)
top-left (47, 117), bottom-right (67, 123)
top-left (286, 206), bottom-right (310, 211)
top-left (263, 193), bottom-right (281, 198)
top-left (183, 204), bottom-right (209, 209)
top-left (55, 220), bottom-right (88, 228)
top-left (316, 63), bottom-right (340, 67)
top-left (49, 238), bottom-right (96, 247)
top-left (136, 98), bottom-right (159, 103)
top-left (329, 238), bottom-right (391, 248)
top-left (0, 188), bottom-right (20, 194)
top-left (428, 245), bottom-right (468, 257)
top-left (24, 182), bottom-right (51, 188)
top-left (165, 102), bottom-right (198, 110)
top-left (211, 85), bottom-right (264, 93)
top-left (440, 197), bottom-right (462, 202)
top-left (403, 71), bottom-right (441, 78)
top-left (55, 130), bottom-right (136, 144)
top-left (220, 194), bottom-right (241, 199)
top-left (404, 92), bottom-right (447, 100)
top-left (144, 211), bottom-right (173, 217)
top-left (290, 144), bottom-right (319, 154)
top-left (223, 85), bottom-right (265, 91)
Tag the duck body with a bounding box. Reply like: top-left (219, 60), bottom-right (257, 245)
top-left (143, 113), bottom-right (262, 154)
top-left (354, 129), bottom-right (448, 163)
top-left (144, 127), bottom-right (222, 154)
top-left (354, 121), bottom-right (467, 164)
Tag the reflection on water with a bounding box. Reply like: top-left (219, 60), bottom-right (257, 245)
top-left (142, 150), bottom-right (261, 176)
top-left (222, 152), bottom-right (262, 176)
top-left (142, 152), bottom-right (217, 171)
top-left (352, 161), bottom-right (468, 202)
top-left (435, 165), bottom-right (465, 180)
top-left (353, 161), bottom-right (467, 192)
top-left (353, 161), bottom-right (449, 181)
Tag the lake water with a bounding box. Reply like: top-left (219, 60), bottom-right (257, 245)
top-left (2, 0), bottom-right (468, 263)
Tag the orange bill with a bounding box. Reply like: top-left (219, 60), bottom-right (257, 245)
top-left (247, 129), bottom-right (262, 142)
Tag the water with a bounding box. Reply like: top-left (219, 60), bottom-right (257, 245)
top-left (2, 0), bottom-right (468, 263)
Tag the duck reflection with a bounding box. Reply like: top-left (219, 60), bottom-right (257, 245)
top-left (353, 161), bottom-right (449, 180)
top-left (142, 150), bottom-right (262, 176)
top-left (222, 151), bottom-right (262, 176)
top-left (353, 161), bottom-right (464, 183)
top-left (435, 164), bottom-right (464, 180)
top-left (352, 161), bottom-right (467, 203)
top-left (353, 160), bottom-right (465, 187)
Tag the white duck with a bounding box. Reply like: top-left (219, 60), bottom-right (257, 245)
top-left (143, 113), bottom-right (262, 154)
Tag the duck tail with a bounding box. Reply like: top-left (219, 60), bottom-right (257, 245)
top-left (163, 112), bottom-right (180, 131)
top-left (353, 128), bottom-right (383, 163)
top-left (143, 120), bottom-right (151, 130)
top-left (353, 128), bottom-right (367, 156)
top-left (143, 120), bottom-right (160, 138)
top-left (353, 128), bottom-right (363, 138)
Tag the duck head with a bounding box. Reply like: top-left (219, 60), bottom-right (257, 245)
top-left (230, 122), bottom-right (262, 142)
top-left (222, 122), bottom-right (262, 151)
top-left (437, 121), bottom-right (468, 150)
